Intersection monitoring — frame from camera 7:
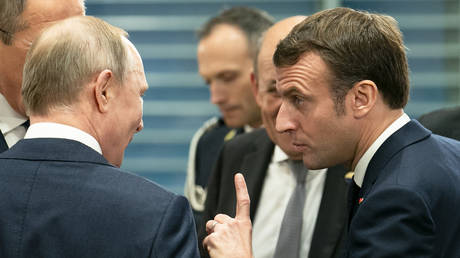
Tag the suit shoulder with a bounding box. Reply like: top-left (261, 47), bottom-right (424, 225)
top-left (379, 134), bottom-right (460, 193)
top-left (197, 118), bottom-right (232, 144)
top-left (418, 106), bottom-right (460, 140)
top-left (224, 128), bottom-right (270, 148)
top-left (419, 106), bottom-right (460, 123)
top-left (93, 165), bottom-right (179, 204)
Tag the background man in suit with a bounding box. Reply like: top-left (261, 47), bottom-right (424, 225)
top-left (203, 7), bottom-right (460, 258)
top-left (0, 0), bottom-right (85, 153)
top-left (0, 16), bottom-right (199, 257)
top-left (185, 6), bottom-right (274, 226)
top-left (199, 16), bottom-right (348, 258)
top-left (418, 106), bottom-right (460, 140)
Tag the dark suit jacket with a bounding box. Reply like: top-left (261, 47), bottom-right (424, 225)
top-left (0, 138), bottom-right (199, 258)
top-left (187, 117), bottom-right (242, 227)
top-left (418, 106), bottom-right (460, 140)
top-left (199, 129), bottom-right (348, 258)
top-left (346, 120), bottom-right (460, 257)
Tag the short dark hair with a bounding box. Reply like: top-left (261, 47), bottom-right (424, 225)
top-left (274, 7), bottom-right (409, 113)
top-left (0, 0), bottom-right (27, 45)
top-left (198, 6), bottom-right (274, 60)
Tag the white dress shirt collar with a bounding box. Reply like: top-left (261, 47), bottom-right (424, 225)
top-left (244, 124), bottom-right (255, 133)
top-left (273, 144), bottom-right (289, 164)
top-left (0, 93), bottom-right (27, 134)
top-left (354, 113), bottom-right (410, 187)
top-left (24, 122), bottom-right (102, 154)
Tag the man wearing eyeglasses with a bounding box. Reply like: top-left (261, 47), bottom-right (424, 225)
top-left (0, 0), bottom-right (85, 153)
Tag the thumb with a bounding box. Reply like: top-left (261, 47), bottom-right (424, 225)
top-left (234, 173), bottom-right (251, 220)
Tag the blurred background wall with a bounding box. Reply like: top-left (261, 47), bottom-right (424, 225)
top-left (85, 0), bottom-right (460, 193)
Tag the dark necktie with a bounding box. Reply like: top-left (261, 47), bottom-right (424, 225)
top-left (0, 120), bottom-right (29, 153)
top-left (274, 160), bottom-right (307, 258)
top-left (22, 120), bottom-right (30, 130)
top-left (347, 176), bottom-right (361, 226)
top-left (0, 129), bottom-right (8, 153)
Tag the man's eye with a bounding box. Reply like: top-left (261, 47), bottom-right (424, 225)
top-left (267, 88), bottom-right (280, 97)
top-left (292, 95), bottom-right (304, 106)
top-left (220, 73), bottom-right (237, 82)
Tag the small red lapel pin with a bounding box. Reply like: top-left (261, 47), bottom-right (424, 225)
top-left (358, 197), bottom-right (364, 204)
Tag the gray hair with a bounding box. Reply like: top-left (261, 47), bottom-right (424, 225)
top-left (22, 16), bottom-right (129, 116)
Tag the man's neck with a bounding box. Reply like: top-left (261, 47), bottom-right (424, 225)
top-left (351, 108), bottom-right (404, 171)
top-left (0, 79), bottom-right (26, 117)
top-left (30, 109), bottom-right (98, 145)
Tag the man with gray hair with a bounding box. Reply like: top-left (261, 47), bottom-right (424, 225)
top-left (0, 0), bottom-right (85, 153)
top-left (0, 16), bottom-right (199, 257)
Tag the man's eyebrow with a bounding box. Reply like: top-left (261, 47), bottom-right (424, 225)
top-left (216, 70), bottom-right (238, 77)
top-left (281, 86), bottom-right (300, 97)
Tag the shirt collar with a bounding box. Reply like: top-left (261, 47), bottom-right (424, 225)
top-left (24, 122), bottom-right (102, 154)
top-left (0, 93), bottom-right (27, 134)
top-left (273, 144), bottom-right (289, 163)
top-left (244, 124), bottom-right (255, 133)
top-left (354, 113), bottom-right (410, 187)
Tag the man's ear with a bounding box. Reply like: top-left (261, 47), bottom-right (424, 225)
top-left (93, 69), bottom-right (114, 113)
top-left (349, 80), bottom-right (378, 119)
top-left (250, 72), bottom-right (262, 106)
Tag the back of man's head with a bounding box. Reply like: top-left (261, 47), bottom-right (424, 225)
top-left (274, 7), bottom-right (409, 112)
top-left (22, 16), bottom-right (129, 116)
top-left (198, 6), bottom-right (274, 59)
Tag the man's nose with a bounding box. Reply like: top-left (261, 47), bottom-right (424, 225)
top-left (276, 101), bottom-right (296, 134)
top-left (209, 82), bottom-right (226, 105)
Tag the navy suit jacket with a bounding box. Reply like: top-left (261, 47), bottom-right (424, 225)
top-left (199, 129), bottom-right (348, 258)
top-left (346, 120), bottom-right (460, 257)
top-left (0, 138), bottom-right (199, 258)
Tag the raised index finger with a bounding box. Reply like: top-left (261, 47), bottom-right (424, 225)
top-left (234, 173), bottom-right (250, 220)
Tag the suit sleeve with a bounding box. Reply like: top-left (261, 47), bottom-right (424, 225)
top-left (151, 195), bottom-right (200, 258)
top-left (347, 185), bottom-right (435, 257)
top-left (197, 144), bottom-right (228, 258)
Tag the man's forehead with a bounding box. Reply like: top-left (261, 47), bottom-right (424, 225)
top-left (274, 64), bottom-right (303, 92)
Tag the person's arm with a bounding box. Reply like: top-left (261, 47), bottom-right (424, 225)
top-left (203, 173), bottom-right (254, 258)
top-left (152, 195), bottom-right (200, 258)
top-left (348, 185), bottom-right (435, 257)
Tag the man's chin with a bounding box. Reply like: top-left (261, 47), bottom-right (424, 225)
top-left (222, 117), bottom-right (244, 128)
top-left (281, 147), bottom-right (303, 161)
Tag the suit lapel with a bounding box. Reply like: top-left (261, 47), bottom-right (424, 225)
top-left (361, 120), bottom-right (431, 197)
top-left (240, 130), bottom-right (274, 220)
top-left (309, 164), bottom-right (348, 258)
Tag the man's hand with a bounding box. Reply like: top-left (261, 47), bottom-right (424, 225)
top-left (203, 173), bottom-right (254, 258)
